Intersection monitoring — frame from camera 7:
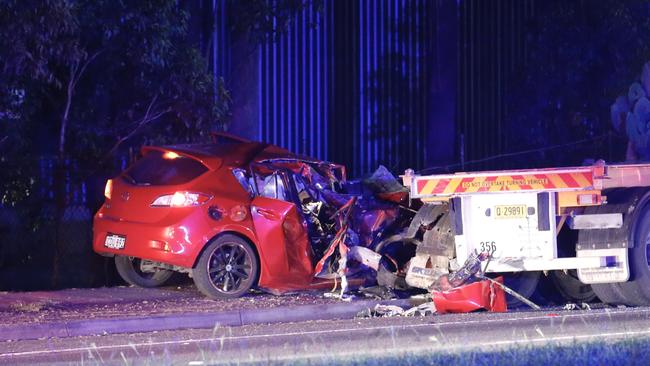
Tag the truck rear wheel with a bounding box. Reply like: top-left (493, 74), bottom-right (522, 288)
top-left (608, 203), bottom-right (650, 305)
top-left (592, 282), bottom-right (628, 305)
top-left (553, 228), bottom-right (596, 303)
top-left (550, 270), bottom-right (597, 303)
top-left (501, 271), bottom-right (541, 308)
top-left (583, 188), bottom-right (650, 306)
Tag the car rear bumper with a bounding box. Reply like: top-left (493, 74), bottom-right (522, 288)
top-left (93, 208), bottom-right (206, 268)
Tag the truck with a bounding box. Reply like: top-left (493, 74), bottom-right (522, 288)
top-left (401, 161), bottom-right (650, 306)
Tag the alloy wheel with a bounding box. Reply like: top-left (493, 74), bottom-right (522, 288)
top-left (207, 242), bottom-right (252, 294)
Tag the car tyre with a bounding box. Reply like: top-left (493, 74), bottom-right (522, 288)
top-left (193, 234), bottom-right (259, 299)
top-left (115, 256), bottom-right (174, 288)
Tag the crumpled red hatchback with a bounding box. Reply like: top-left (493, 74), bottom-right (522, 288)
top-left (93, 134), bottom-right (347, 299)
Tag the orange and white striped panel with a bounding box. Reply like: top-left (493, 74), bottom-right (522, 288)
top-left (412, 169), bottom-right (594, 197)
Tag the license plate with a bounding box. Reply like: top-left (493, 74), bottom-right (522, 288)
top-left (104, 234), bottom-right (126, 249)
top-left (495, 205), bottom-right (527, 219)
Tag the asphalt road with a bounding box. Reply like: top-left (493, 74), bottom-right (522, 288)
top-left (3, 305), bottom-right (650, 365)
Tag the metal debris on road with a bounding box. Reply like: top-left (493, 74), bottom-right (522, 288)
top-left (563, 302), bottom-right (592, 311)
top-left (402, 302), bottom-right (437, 317)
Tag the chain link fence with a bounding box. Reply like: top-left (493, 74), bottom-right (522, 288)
top-left (0, 156), bottom-right (123, 291)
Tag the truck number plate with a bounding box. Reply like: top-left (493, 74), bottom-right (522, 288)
top-left (495, 205), bottom-right (527, 219)
top-left (105, 234), bottom-right (126, 249)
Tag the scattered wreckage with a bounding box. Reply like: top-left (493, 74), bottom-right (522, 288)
top-left (244, 160), bottom-right (511, 313)
top-left (94, 137), bottom-right (513, 313)
top-left (244, 159), bottom-right (506, 313)
top-left (98, 137), bottom-right (650, 313)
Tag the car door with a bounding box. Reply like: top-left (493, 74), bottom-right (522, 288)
top-left (249, 167), bottom-right (314, 291)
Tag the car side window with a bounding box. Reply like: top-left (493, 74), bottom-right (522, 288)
top-left (250, 163), bottom-right (290, 201)
top-left (232, 168), bottom-right (254, 197)
top-left (260, 172), bottom-right (288, 201)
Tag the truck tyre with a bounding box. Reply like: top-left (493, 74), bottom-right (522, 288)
top-left (502, 271), bottom-right (541, 308)
top-left (610, 201), bottom-right (650, 305)
top-left (553, 227), bottom-right (597, 303)
top-left (193, 234), bottom-right (259, 299)
top-left (592, 283), bottom-right (628, 305)
top-left (115, 256), bottom-right (174, 288)
top-left (581, 188), bottom-right (650, 306)
top-left (550, 270), bottom-right (597, 303)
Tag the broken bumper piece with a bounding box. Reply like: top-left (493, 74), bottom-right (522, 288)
top-left (431, 277), bottom-right (507, 313)
top-left (358, 277), bottom-right (507, 318)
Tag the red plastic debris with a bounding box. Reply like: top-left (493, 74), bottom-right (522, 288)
top-left (431, 276), bottom-right (507, 313)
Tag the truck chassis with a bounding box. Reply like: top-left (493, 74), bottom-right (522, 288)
top-left (403, 161), bottom-right (650, 305)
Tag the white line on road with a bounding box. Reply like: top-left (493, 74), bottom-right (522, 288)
top-left (0, 307), bottom-right (645, 358)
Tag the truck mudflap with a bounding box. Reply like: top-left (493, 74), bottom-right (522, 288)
top-left (575, 188), bottom-right (648, 284)
top-left (576, 248), bottom-right (629, 283)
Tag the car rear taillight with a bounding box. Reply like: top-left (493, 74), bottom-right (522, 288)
top-left (163, 151), bottom-right (180, 160)
top-left (104, 179), bottom-right (113, 200)
top-left (151, 192), bottom-right (211, 207)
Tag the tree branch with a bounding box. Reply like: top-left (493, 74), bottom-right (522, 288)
top-left (58, 63), bottom-right (77, 159)
top-left (103, 95), bottom-right (171, 160)
top-left (58, 50), bottom-right (103, 159)
top-left (71, 50), bottom-right (102, 91)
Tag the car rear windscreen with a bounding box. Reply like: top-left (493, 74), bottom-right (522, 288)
top-left (124, 150), bottom-right (208, 185)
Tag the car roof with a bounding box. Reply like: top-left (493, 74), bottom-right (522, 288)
top-left (142, 142), bottom-right (298, 170)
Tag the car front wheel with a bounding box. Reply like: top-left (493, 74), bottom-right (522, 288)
top-left (115, 256), bottom-right (174, 288)
top-left (193, 234), bottom-right (259, 299)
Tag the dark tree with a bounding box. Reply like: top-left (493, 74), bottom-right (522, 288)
top-left (0, 0), bottom-right (229, 288)
top-left (505, 0), bottom-right (650, 167)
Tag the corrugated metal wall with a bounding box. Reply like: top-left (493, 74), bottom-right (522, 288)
top-left (211, 0), bottom-right (230, 92)
top-left (355, 0), bottom-right (436, 175)
top-left (254, 0), bottom-right (439, 177)
top-left (258, 1), bottom-right (331, 161)
top-left (458, 0), bottom-right (536, 171)
top-left (207, 1), bottom-right (540, 175)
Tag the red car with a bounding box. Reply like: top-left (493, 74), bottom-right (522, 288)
top-left (93, 134), bottom-right (350, 299)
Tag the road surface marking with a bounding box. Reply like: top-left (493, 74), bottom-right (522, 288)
top-left (0, 307), bottom-right (645, 358)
